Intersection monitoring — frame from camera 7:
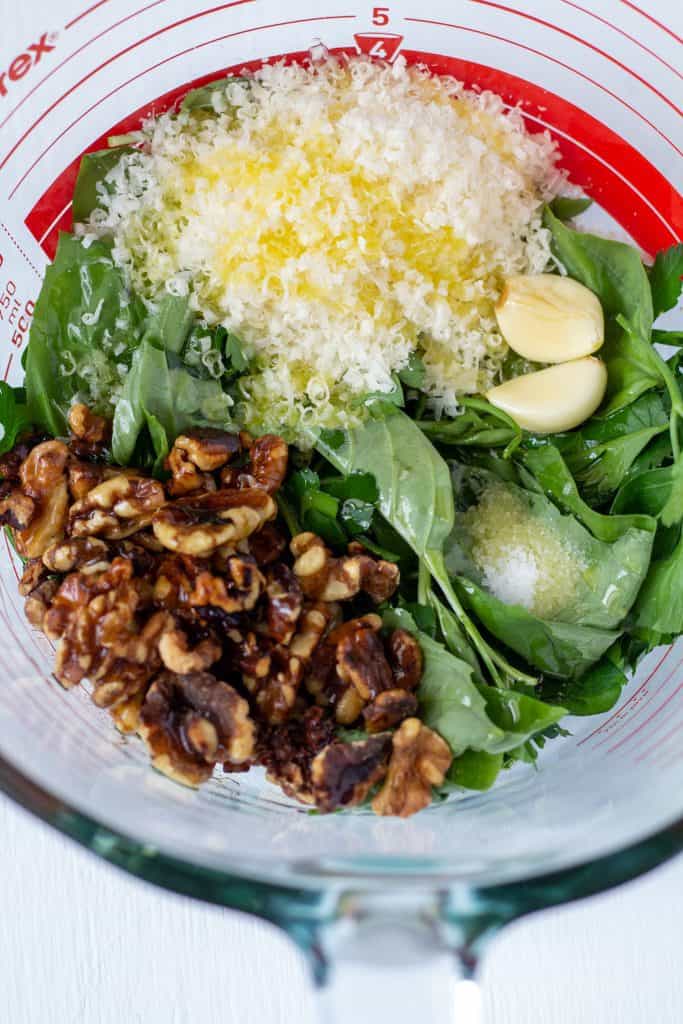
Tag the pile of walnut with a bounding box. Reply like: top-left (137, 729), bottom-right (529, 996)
top-left (0, 404), bottom-right (452, 817)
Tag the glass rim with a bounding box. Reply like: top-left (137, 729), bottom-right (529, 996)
top-left (2, 739), bottom-right (683, 912)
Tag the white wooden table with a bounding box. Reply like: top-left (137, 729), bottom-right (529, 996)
top-left (1, 793), bottom-right (681, 1023)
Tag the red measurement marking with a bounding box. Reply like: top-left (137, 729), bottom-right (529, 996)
top-left (65, 0), bottom-right (113, 31)
top-left (591, 652), bottom-right (683, 751)
top-left (11, 18), bottom-right (356, 203)
top-left (0, 0), bottom-right (170, 136)
top-left (21, 46), bottom-right (683, 260)
top-left (0, 223), bottom-right (42, 278)
top-left (0, 0), bottom-right (257, 172)
top-left (3, 352), bottom-right (13, 381)
top-left (635, 716), bottom-right (683, 764)
top-left (577, 647), bottom-right (672, 747)
top-left (618, 0), bottom-right (683, 45)
top-left (558, 0), bottom-right (681, 80)
top-left (607, 664), bottom-right (683, 755)
top-left (465, 0), bottom-right (683, 117)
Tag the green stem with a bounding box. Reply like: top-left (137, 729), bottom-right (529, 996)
top-left (276, 493), bottom-right (301, 538)
top-left (670, 411), bottom-right (681, 463)
top-left (425, 551), bottom-right (537, 688)
top-left (418, 559), bottom-right (430, 606)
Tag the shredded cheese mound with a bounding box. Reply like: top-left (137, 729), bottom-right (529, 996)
top-left (90, 56), bottom-right (563, 437)
top-left (463, 482), bottom-right (583, 618)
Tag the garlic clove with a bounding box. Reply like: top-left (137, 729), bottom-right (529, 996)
top-left (495, 274), bottom-right (604, 363)
top-left (486, 357), bottom-right (608, 433)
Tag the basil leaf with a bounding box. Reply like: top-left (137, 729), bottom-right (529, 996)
top-left (72, 146), bottom-right (135, 222)
top-left (317, 410), bottom-right (454, 558)
top-left (112, 340), bottom-right (231, 467)
top-left (543, 206), bottom-right (653, 336)
top-left (649, 243), bottom-right (683, 319)
top-left (457, 578), bottom-right (621, 678)
top-left (548, 195), bottom-right (593, 220)
top-left (0, 383), bottom-right (31, 456)
top-left (180, 75), bottom-right (249, 112)
top-left (25, 233), bottom-right (142, 435)
top-left (479, 685), bottom-right (566, 752)
top-left (541, 654), bottom-right (627, 716)
top-left (523, 443), bottom-right (656, 541)
top-left (383, 607), bottom-right (504, 756)
top-left (446, 749), bottom-right (503, 791)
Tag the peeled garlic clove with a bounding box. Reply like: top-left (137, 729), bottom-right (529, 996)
top-left (486, 357), bottom-right (607, 433)
top-left (495, 274), bottom-right (604, 363)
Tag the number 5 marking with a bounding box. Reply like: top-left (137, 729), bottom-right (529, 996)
top-left (372, 6), bottom-right (390, 26)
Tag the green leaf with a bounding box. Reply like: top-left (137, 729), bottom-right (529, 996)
top-left (398, 352), bottom-right (427, 390)
top-left (523, 443), bottom-right (657, 542)
top-left (398, 601), bottom-right (437, 637)
top-left (25, 233), bottom-right (142, 435)
top-left (224, 331), bottom-right (249, 372)
top-left (455, 464), bottom-right (654, 631)
top-left (458, 578), bottom-right (620, 678)
top-left (548, 195), bottom-right (593, 220)
top-left (660, 458), bottom-right (683, 526)
top-left (649, 243), bottom-right (683, 319)
top-left (321, 471), bottom-right (379, 503)
top-left (339, 498), bottom-right (374, 536)
top-left (633, 529), bottom-right (683, 636)
top-left (144, 294), bottom-right (195, 355)
top-left (180, 75), bottom-right (249, 112)
top-left (652, 329), bottom-right (683, 347)
top-left (479, 684), bottom-right (567, 752)
top-left (287, 468), bottom-right (320, 502)
top-left (383, 608), bottom-right (505, 756)
top-left (551, 391), bottom-right (669, 503)
top-left (72, 146), bottom-right (135, 222)
top-left (543, 206), bottom-right (653, 336)
top-left (445, 749), bottom-right (503, 791)
top-left (418, 398), bottom-right (520, 450)
top-left (112, 340), bottom-right (232, 466)
top-left (417, 656), bottom-right (503, 757)
top-left (600, 322), bottom-right (663, 414)
top-left (612, 464), bottom-right (675, 517)
top-left (428, 591), bottom-right (483, 680)
top-left (318, 428), bottom-right (345, 450)
top-left (317, 410), bottom-right (454, 558)
top-left (0, 384), bottom-right (31, 457)
top-left (541, 653), bottom-right (627, 716)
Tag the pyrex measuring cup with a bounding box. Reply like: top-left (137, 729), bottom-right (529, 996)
top-left (0, 2), bottom-right (681, 1021)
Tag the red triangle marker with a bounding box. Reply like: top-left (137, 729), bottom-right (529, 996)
top-left (354, 33), bottom-right (404, 62)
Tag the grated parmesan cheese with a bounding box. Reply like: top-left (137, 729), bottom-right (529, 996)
top-left (89, 55), bottom-right (564, 438)
top-left (463, 482), bottom-right (583, 618)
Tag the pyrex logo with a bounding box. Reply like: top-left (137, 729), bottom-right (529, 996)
top-left (0, 32), bottom-right (57, 99)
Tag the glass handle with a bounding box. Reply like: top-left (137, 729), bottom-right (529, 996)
top-left (313, 897), bottom-right (483, 1024)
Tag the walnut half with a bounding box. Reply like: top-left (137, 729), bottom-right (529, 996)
top-left (290, 533), bottom-right (399, 603)
top-left (139, 671), bottom-right (255, 787)
top-left (372, 718), bottom-right (452, 818)
top-left (309, 734), bottom-right (392, 812)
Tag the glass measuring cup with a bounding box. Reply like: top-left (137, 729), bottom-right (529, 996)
top-left (0, 1), bottom-right (681, 1019)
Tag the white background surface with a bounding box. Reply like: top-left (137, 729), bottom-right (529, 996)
top-left (1, 792), bottom-right (682, 1023)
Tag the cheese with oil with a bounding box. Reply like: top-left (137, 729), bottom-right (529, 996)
top-left (90, 56), bottom-right (563, 437)
top-left (463, 482), bottom-right (583, 618)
